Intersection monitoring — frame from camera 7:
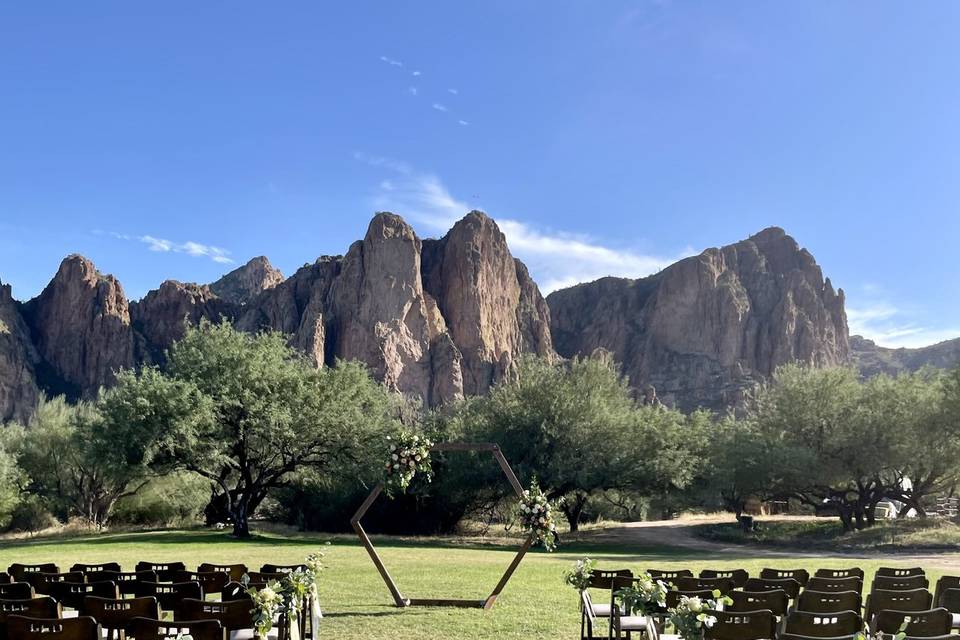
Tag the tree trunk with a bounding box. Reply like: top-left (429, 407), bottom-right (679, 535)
top-left (563, 493), bottom-right (588, 533)
top-left (231, 499), bottom-right (251, 538)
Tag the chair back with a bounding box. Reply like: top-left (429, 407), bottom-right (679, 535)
top-left (814, 567), bottom-right (865, 580)
top-left (260, 564), bottom-right (307, 575)
top-left (177, 598), bottom-right (252, 631)
top-left (865, 589), bottom-right (932, 622)
top-left (665, 589), bottom-right (714, 610)
top-left (133, 562), bottom-right (186, 582)
top-left (646, 569), bottom-right (693, 585)
top-left (86, 571), bottom-right (156, 596)
top-left (196, 563), bottom-right (248, 582)
top-left (68, 563), bottom-right (121, 575)
top-left (937, 587), bottom-right (960, 615)
top-left (82, 596), bottom-right (159, 635)
top-left (171, 570), bottom-right (229, 595)
top-left (872, 574), bottom-right (929, 592)
top-left (48, 582), bottom-right (118, 611)
top-left (675, 576), bottom-right (735, 595)
top-left (704, 610), bottom-right (777, 640)
top-left (727, 590), bottom-right (789, 616)
top-left (0, 582), bottom-right (33, 600)
top-left (759, 568), bottom-right (809, 586)
top-left (934, 576), bottom-right (960, 606)
top-left (795, 590), bottom-right (862, 615)
top-left (0, 597), bottom-right (60, 620)
top-left (806, 576), bottom-right (863, 595)
top-left (222, 581), bottom-right (256, 601)
top-left (127, 617), bottom-right (223, 640)
top-left (0, 574), bottom-right (10, 585)
top-left (876, 567), bottom-right (925, 578)
top-left (245, 571), bottom-right (287, 583)
top-left (783, 610), bottom-right (862, 637)
top-left (5, 615), bottom-right (100, 640)
top-left (133, 582), bottom-right (202, 617)
top-left (870, 607), bottom-right (951, 636)
top-left (6, 564), bottom-right (58, 582)
top-left (26, 572), bottom-right (85, 596)
top-left (699, 569), bottom-right (749, 589)
top-left (744, 577), bottom-right (801, 599)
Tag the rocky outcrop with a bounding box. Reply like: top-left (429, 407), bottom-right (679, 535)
top-left (0, 281), bottom-right (39, 423)
top-left (22, 255), bottom-right (136, 397)
top-left (547, 227), bottom-right (849, 411)
top-left (851, 335), bottom-right (960, 378)
top-left (421, 212), bottom-right (553, 394)
top-left (131, 281), bottom-right (236, 362)
top-left (209, 256), bottom-right (283, 305)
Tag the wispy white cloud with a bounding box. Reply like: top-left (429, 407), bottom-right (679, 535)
top-left (379, 55), bottom-right (403, 67)
top-left (411, 70), bottom-right (421, 77)
top-left (98, 230), bottom-right (234, 264)
top-left (408, 86), bottom-right (418, 96)
top-left (447, 88), bottom-right (458, 95)
top-left (432, 103), bottom-right (448, 112)
top-left (458, 119), bottom-right (469, 126)
top-left (353, 153), bottom-right (692, 293)
top-left (846, 284), bottom-right (958, 348)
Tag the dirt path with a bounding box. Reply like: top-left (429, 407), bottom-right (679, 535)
top-left (575, 516), bottom-right (960, 570)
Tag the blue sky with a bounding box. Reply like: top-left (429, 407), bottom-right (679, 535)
top-left (1, 2), bottom-right (958, 348)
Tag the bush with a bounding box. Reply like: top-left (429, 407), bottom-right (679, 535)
top-left (111, 473), bottom-right (208, 527)
top-left (7, 496), bottom-right (58, 532)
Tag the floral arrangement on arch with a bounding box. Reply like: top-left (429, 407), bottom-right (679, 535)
top-left (563, 557), bottom-right (597, 592)
top-left (667, 592), bottom-right (731, 640)
top-left (384, 432), bottom-right (433, 495)
top-left (516, 479), bottom-right (559, 552)
top-left (247, 548), bottom-right (328, 639)
top-left (615, 572), bottom-right (669, 616)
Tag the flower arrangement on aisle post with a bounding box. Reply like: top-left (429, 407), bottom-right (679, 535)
top-left (247, 548), bottom-right (328, 639)
top-left (615, 572), bottom-right (669, 616)
top-left (248, 582), bottom-right (284, 639)
top-left (516, 478), bottom-right (559, 551)
top-left (384, 432), bottom-right (433, 495)
top-left (667, 592), bottom-right (731, 640)
top-left (563, 557), bottom-right (597, 592)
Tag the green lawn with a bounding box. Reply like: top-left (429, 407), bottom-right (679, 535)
top-left (0, 528), bottom-right (955, 639)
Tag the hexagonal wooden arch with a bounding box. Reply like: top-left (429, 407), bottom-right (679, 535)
top-left (350, 442), bottom-right (534, 610)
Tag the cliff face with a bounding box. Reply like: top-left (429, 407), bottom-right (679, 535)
top-left (209, 256), bottom-right (284, 305)
top-left (547, 227), bottom-right (850, 411)
top-left (0, 282), bottom-right (39, 423)
top-left (851, 335), bottom-right (960, 378)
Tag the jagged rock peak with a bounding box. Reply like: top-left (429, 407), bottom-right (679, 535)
top-left (0, 277), bottom-right (39, 423)
top-left (23, 254), bottom-right (135, 397)
top-left (209, 256), bottom-right (284, 305)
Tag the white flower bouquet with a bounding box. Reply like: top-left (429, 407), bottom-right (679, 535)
top-left (563, 557), bottom-right (596, 592)
top-left (384, 432), bottom-right (433, 495)
top-left (615, 572), bottom-right (668, 616)
top-left (668, 592), bottom-right (731, 640)
top-left (516, 480), bottom-right (559, 552)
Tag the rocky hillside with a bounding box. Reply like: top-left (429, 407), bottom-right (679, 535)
top-left (0, 212), bottom-right (554, 420)
top-left (547, 227), bottom-right (850, 411)
top-left (850, 335), bottom-right (960, 377)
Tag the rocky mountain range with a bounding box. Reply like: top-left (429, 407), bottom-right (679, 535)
top-left (850, 334), bottom-right (960, 378)
top-left (0, 213), bottom-right (956, 422)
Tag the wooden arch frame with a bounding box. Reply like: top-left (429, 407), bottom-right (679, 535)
top-left (350, 442), bottom-right (534, 610)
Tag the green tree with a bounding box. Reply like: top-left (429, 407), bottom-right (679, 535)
top-left (158, 321), bottom-right (395, 537)
top-left (0, 431), bottom-right (26, 529)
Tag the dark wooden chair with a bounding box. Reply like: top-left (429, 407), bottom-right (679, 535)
top-left (196, 563), bottom-right (248, 582)
top-left (865, 589), bottom-right (932, 624)
top-left (26, 572), bottom-right (85, 596)
top-left (759, 568), bottom-right (809, 586)
top-left (171, 570), bottom-right (229, 596)
top-left (933, 576), bottom-right (960, 606)
top-left (870, 607), bottom-right (951, 637)
top-left (5, 615), bottom-right (100, 640)
top-left (665, 589), bottom-right (714, 610)
top-left (178, 598), bottom-right (285, 640)
top-left (85, 571), bottom-right (157, 597)
top-left (0, 574), bottom-right (11, 585)
top-left (222, 581), bottom-right (257, 601)
top-left (674, 576), bottom-right (735, 596)
top-left (260, 564), bottom-right (307, 575)
top-left (132, 582), bottom-right (202, 619)
top-left (128, 617), bottom-right (223, 640)
top-left (579, 571), bottom-right (631, 636)
top-left (876, 567), bottom-right (925, 578)
top-left (0, 598), bottom-right (62, 640)
top-left (704, 610), bottom-right (777, 640)
top-left (744, 577), bottom-right (802, 599)
top-left (48, 582), bottom-right (118, 612)
top-left (783, 610), bottom-right (862, 638)
top-left (645, 569), bottom-right (693, 585)
top-left (245, 571), bottom-right (288, 583)
top-left (7, 564), bottom-right (58, 582)
top-left (68, 563), bottom-right (121, 575)
top-left (133, 562), bottom-right (186, 582)
top-left (936, 587), bottom-right (960, 629)
top-left (727, 590), bottom-right (789, 617)
top-left (815, 567), bottom-right (865, 580)
top-left (0, 582), bottom-right (34, 600)
top-left (806, 576), bottom-right (863, 595)
top-left (81, 596), bottom-right (159, 640)
top-left (872, 575), bottom-right (929, 592)
top-left (699, 569), bottom-right (749, 589)
top-left (795, 590), bottom-right (862, 615)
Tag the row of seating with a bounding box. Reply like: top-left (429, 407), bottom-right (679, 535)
top-left (581, 565), bottom-right (960, 640)
top-left (0, 561), bottom-right (312, 640)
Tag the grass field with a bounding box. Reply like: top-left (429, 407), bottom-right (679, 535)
top-left (0, 527), bottom-right (956, 639)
